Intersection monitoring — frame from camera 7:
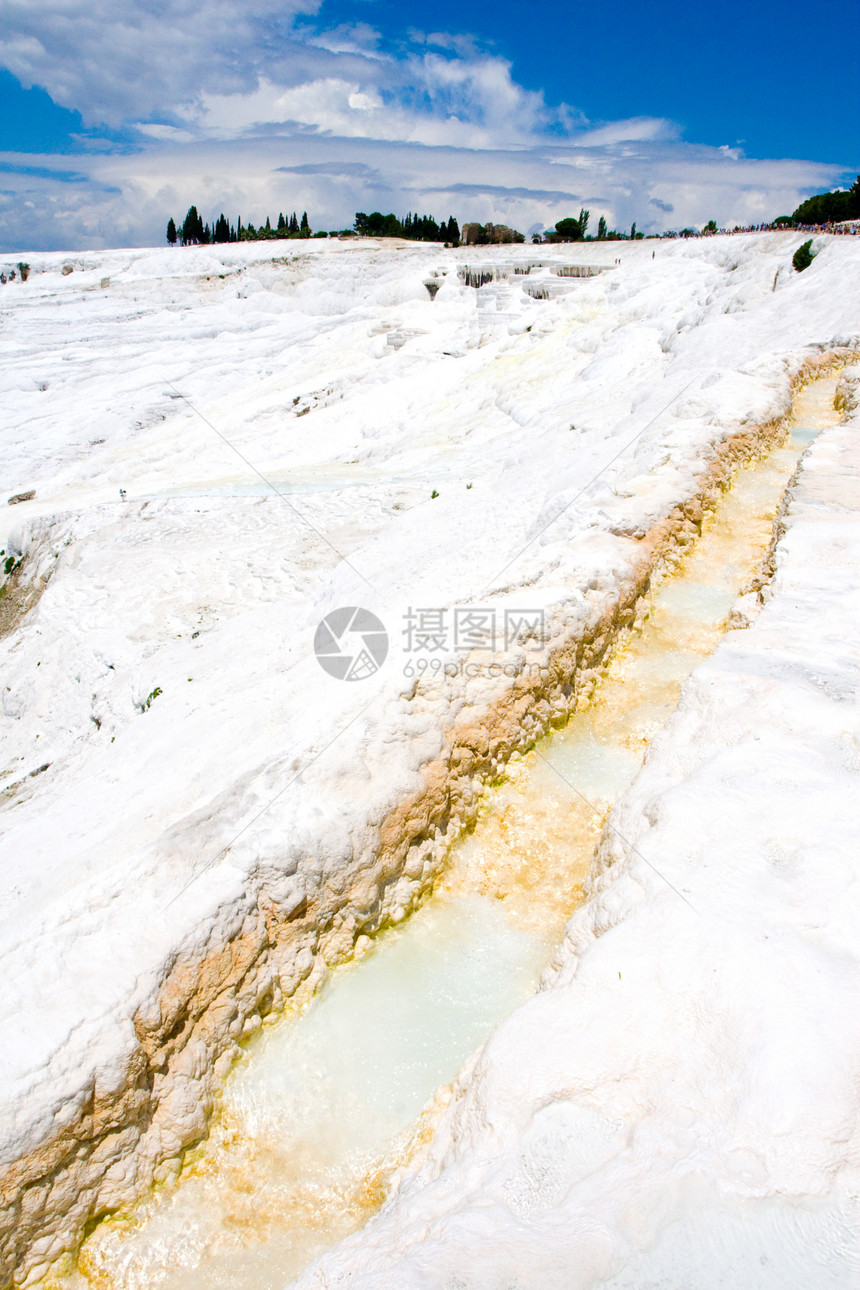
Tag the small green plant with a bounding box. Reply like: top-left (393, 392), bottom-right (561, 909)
top-left (4, 556), bottom-right (17, 577)
top-left (431, 489), bottom-right (439, 499)
top-left (144, 686), bottom-right (162, 710)
top-left (17, 262), bottom-right (30, 282)
top-left (792, 239), bottom-right (815, 273)
top-left (466, 482), bottom-right (472, 489)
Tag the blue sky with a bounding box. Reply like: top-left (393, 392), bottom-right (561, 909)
top-left (0, 0), bottom-right (856, 251)
top-left (319, 0), bottom-right (858, 166)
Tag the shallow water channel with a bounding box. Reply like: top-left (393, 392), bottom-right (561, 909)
top-left (72, 378), bottom-right (843, 1290)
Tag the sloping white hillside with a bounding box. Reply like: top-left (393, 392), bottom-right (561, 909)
top-left (1, 233), bottom-right (857, 1281)
top-left (295, 377), bottom-right (860, 1290)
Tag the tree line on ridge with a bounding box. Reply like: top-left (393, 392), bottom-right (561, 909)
top-left (166, 206), bottom-right (312, 245)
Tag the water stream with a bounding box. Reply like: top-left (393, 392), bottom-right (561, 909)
top-left (71, 377), bottom-right (843, 1290)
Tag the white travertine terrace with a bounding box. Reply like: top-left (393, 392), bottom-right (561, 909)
top-left (0, 233), bottom-right (857, 1283)
top-left (295, 381), bottom-right (860, 1287)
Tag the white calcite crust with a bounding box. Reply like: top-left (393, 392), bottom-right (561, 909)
top-left (0, 234), bottom-right (858, 1280)
top-left (294, 399), bottom-right (860, 1287)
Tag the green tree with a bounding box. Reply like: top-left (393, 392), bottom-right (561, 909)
top-left (289, 212), bottom-right (299, 234)
top-left (630, 221), bottom-right (637, 240)
top-left (792, 182), bottom-right (856, 226)
top-left (597, 215), bottom-right (607, 240)
top-left (300, 210), bottom-right (310, 237)
top-left (166, 217), bottom-right (177, 245)
top-left (354, 211), bottom-right (403, 237)
top-left (850, 174), bottom-right (860, 218)
top-left (554, 208), bottom-right (589, 241)
top-left (703, 219), bottom-right (718, 234)
top-left (554, 217), bottom-right (579, 241)
top-left (277, 212), bottom-right (286, 232)
top-left (181, 205), bottom-right (204, 245)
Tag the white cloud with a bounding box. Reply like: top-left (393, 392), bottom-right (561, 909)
top-left (0, 0), bottom-right (321, 124)
top-left (133, 124), bottom-right (197, 143)
top-left (0, 1), bottom-right (849, 251)
top-left (192, 45), bottom-right (561, 151)
top-left (306, 23), bottom-right (384, 57)
top-left (0, 133), bottom-right (844, 254)
top-left (568, 118), bottom-right (678, 147)
top-left (0, 0), bottom-right (568, 146)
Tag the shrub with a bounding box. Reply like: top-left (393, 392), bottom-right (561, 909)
top-left (792, 239), bottom-right (815, 273)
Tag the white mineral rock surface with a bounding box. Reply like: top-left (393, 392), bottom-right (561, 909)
top-left (0, 233), bottom-right (858, 1280)
top-left (293, 396), bottom-right (860, 1287)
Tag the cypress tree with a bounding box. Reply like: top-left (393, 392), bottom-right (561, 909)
top-left (166, 206), bottom-right (319, 243)
top-left (182, 205), bottom-right (203, 245)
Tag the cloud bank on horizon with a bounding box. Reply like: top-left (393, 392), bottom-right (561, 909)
top-left (0, 0), bottom-right (851, 251)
